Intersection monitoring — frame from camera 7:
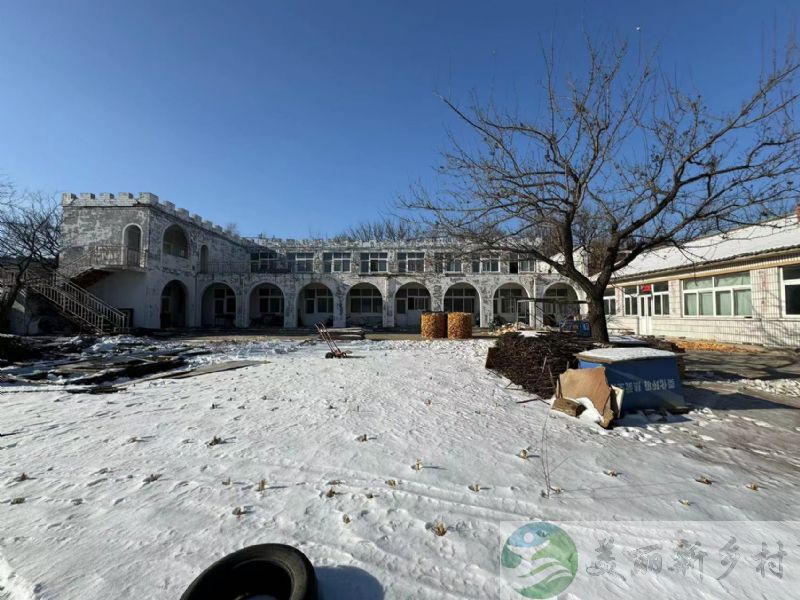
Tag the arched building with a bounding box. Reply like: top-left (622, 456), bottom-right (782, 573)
top-left (52, 191), bottom-right (586, 331)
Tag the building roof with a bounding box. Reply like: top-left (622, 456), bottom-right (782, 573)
top-left (615, 215), bottom-right (800, 280)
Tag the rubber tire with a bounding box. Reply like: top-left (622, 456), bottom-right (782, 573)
top-left (324, 352), bottom-right (334, 359)
top-left (179, 543), bottom-right (318, 600)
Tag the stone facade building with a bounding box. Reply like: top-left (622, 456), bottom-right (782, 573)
top-left (58, 192), bottom-right (584, 331)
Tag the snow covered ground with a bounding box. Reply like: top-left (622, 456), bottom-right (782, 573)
top-left (2, 339), bottom-right (799, 599)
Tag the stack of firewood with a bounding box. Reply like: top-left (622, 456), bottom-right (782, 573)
top-left (447, 312), bottom-right (473, 339)
top-left (420, 312), bottom-right (447, 339)
top-left (487, 332), bottom-right (595, 397)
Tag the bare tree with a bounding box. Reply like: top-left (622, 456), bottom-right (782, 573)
top-left (404, 37), bottom-right (800, 341)
top-left (0, 182), bottom-right (62, 331)
top-left (336, 218), bottom-right (429, 242)
top-left (224, 222), bottom-right (240, 236)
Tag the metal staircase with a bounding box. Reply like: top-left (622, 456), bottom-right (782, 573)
top-left (1, 266), bottom-right (129, 334)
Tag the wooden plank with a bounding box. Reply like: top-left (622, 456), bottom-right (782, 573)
top-left (162, 360), bottom-right (268, 380)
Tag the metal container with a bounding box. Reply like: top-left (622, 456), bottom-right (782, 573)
top-left (576, 347), bottom-right (685, 411)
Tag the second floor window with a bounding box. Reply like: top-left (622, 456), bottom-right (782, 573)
top-left (162, 225), bottom-right (189, 258)
top-left (398, 252), bottom-right (424, 273)
top-left (433, 252), bottom-right (462, 273)
top-left (323, 252), bottom-right (351, 273)
top-left (472, 256), bottom-right (500, 273)
top-left (509, 253), bottom-right (534, 273)
top-left (288, 252), bottom-right (314, 273)
top-left (250, 250), bottom-right (281, 273)
top-left (360, 252), bottom-right (388, 273)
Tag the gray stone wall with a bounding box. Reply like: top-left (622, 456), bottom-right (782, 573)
top-left (60, 192), bottom-right (584, 329)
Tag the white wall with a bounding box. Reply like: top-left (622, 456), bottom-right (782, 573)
top-left (609, 263), bottom-right (800, 347)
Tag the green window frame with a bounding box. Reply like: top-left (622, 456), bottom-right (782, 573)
top-left (682, 272), bottom-right (752, 317)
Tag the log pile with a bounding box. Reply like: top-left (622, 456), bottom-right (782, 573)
top-left (489, 322), bottom-right (533, 336)
top-left (665, 338), bottom-right (762, 353)
top-left (420, 312), bottom-right (447, 339)
top-left (487, 332), bottom-right (596, 397)
top-left (447, 312), bottom-right (473, 339)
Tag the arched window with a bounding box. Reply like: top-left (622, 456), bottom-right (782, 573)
top-left (162, 225), bottom-right (189, 258)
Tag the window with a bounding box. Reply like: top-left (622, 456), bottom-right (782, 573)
top-left (444, 287), bottom-right (477, 313)
top-left (509, 253), bottom-right (534, 274)
top-left (433, 252), bottom-right (461, 273)
top-left (623, 286), bottom-right (638, 316)
top-left (349, 287), bottom-right (382, 313)
top-left (650, 282), bottom-right (670, 316)
top-left (199, 245), bottom-right (209, 273)
top-left (396, 286), bottom-right (430, 313)
top-left (472, 256), bottom-right (500, 273)
top-left (494, 287), bottom-right (524, 314)
top-left (603, 288), bottom-right (617, 316)
top-left (397, 252), bottom-right (425, 273)
top-left (682, 272), bottom-right (751, 317)
top-left (162, 225), bottom-right (188, 258)
top-left (304, 287), bottom-right (333, 313)
top-left (360, 252), bottom-right (388, 273)
top-left (250, 250), bottom-right (281, 273)
top-left (323, 252), bottom-right (351, 273)
top-left (258, 287), bottom-right (283, 314)
top-left (213, 287), bottom-right (235, 315)
top-left (783, 265), bottom-right (800, 315)
top-left (287, 252), bottom-right (314, 273)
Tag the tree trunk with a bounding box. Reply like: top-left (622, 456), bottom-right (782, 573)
top-left (0, 283), bottom-right (23, 334)
top-left (586, 293), bottom-right (610, 343)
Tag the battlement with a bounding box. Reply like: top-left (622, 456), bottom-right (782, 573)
top-left (246, 235), bottom-right (463, 251)
top-left (61, 191), bottom-right (249, 247)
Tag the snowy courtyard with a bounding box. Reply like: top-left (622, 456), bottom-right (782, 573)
top-left (2, 338), bottom-right (800, 599)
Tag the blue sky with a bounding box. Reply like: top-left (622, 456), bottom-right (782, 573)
top-left (0, 1), bottom-right (796, 237)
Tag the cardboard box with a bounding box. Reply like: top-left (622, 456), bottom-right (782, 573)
top-left (554, 366), bottom-right (616, 428)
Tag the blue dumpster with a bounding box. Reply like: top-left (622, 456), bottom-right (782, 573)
top-left (575, 348), bottom-right (684, 411)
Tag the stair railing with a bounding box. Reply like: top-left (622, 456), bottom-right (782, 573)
top-left (1, 265), bottom-right (129, 333)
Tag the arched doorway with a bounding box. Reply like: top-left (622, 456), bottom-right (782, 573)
top-left (249, 283), bottom-right (285, 327)
top-left (160, 280), bottom-right (187, 328)
top-left (493, 283), bottom-right (529, 325)
top-left (542, 283), bottom-right (579, 326)
top-left (123, 224), bottom-right (142, 266)
top-left (346, 283), bottom-right (383, 327)
top-left (395, 283), bottom-right (431, 329)
top-left (444, 283), bottom-right (480, 324)
top-left (298, 283), bottom-right (334, 327)
top-left (202, 283), bottom-right (237, 327)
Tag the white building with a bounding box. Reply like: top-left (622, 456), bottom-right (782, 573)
top-left (49, 192), bottom-right (584, 332)
top-left (607, 214), bottom-right (800, 347)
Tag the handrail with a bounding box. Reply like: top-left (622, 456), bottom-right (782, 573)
top-left (1, 265), bottom-right (128, 332)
